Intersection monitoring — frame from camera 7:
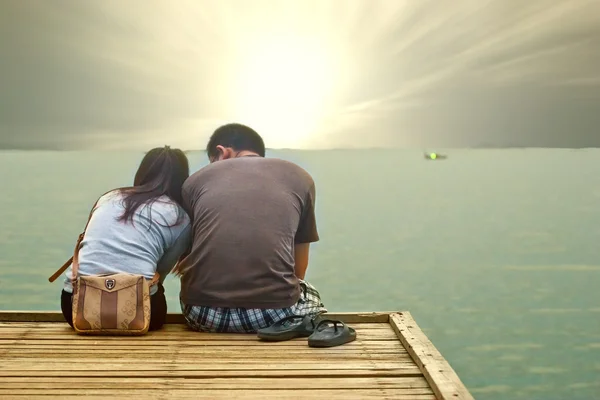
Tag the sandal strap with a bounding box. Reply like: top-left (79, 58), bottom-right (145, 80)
top-left (271, 313), bottom-right (326, 329)
top-left (314, 319), bottom-right (346, 332)
top-left (270, 314), bottom-right (307, 328)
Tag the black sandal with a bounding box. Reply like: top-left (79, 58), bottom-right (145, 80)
top-left (307, 319), bottom-right (357, 348)
top-left (257, 314), bottom-right (321, 342)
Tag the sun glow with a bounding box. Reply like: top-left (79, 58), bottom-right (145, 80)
top-left (232, 36), bottom-right (338, 149)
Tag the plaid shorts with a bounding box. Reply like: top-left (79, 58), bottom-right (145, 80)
top-left (180, 280), bottom-right (327, 333)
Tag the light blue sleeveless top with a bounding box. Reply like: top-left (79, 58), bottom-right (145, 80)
top-left (63, 190), bottom-right (191, 295)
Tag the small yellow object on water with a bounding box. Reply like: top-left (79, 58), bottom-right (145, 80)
top-left (430, 153), bottom-right (437, 159)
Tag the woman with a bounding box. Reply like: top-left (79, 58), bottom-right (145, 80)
top-left (60, 146), bottom-right (191, 331)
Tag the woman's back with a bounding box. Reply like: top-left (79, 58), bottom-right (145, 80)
top-left (63, 190), bottom-right (190, 295)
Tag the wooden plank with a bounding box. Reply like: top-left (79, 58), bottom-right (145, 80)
top-left (0, 337), bottom-right (398, 344)
top-left (0, 324), bottom-right (394, 337)
top-left (0, 339), bottom-right (400, 348)
top-left (0, 334), bottom-right (397, 342)
top-left (0, 344), bottom-right (406, 354)
top-left (0, 376), bottom-right (431, 389)
top-left (0, 312), bottom-right (67, 323)
top-left (0, 388), bottom-right (433, 395)
top-left (0, 335), bottom-right (395, 343)
top-left (0, 338), bottom-right (392, 345)
top-left (0, 353), bottom-right (409, 360)
top-left (0, 346), bottom-right (405, 353)
top-left (0, 360), bottom-right (416, 370)
top-left (0, 355), bottom-right (409, 363)
top-left (0, 346), bottom-right (405, 355)
top-left (0, 323), bottom-right (394, 331)
top-left (2, 351), bottom-right (414, 364)
top-left (0, 323), bottom-right (392, 331)
top-left (0, 396), bottom-right (436, 400)
top-left (390, 312), bottom-right (474, 400)
top-left (0, 368), bottom-right (422, 378)
top-left (0, 389), bottom-right (436, 400)
top-left (0, 322), bottom-right (393, 330)
top-left (0, 328), bottom-right (396, 340)
top-left (0, 311), bottom-right (393, 323)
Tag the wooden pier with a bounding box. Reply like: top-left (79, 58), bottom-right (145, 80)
top-left (0, 311), bottom-right (473, 399)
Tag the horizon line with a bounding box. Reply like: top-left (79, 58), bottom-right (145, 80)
top-left (0, 146), bottom-right (599, 152)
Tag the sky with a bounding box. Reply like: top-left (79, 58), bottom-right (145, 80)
top-left (1, 0), bottom-right (599, 150)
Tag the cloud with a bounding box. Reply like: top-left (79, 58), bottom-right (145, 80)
top-left (1, 0), bottom-right (599, 149)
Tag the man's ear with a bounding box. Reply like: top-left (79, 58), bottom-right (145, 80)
top-left (215, 145), bottom-right (234, 160)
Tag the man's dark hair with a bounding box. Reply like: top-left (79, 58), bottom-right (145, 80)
top-left (206, 123), bottom-right (266, 159)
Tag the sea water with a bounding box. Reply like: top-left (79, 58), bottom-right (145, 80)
top-left (1, 148), bottom-right (599, 399)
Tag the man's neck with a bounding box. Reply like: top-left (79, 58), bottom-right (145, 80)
top-left (236, 150), bottom-right (260, 158)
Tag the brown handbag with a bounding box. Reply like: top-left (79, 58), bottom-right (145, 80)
top-left (49, 194), bottom-right (159, 336)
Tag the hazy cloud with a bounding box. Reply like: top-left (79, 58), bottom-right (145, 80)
top-left (1, 0), bottom-right (599, 149)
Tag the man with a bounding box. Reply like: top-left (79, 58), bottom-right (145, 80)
top-left (177, 123), bottom-right (327, 333)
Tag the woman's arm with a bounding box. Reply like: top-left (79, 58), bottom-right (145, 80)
top-left (155, 224), bottom-right (192, 282)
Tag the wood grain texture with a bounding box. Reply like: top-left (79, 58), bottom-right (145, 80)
top-left (0, 389), bottom-right (436, 400)
top-left (0, 311), bottom-right (474, 399)
top-left (0, 376), bottom-right (430, 389)
top-left (0, 311), bottom-right (392, 323)
top-left (390, 312), bottom-right (474, 400)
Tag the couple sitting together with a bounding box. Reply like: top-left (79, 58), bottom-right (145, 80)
top-left (54, 123), bottom-right (355, 347)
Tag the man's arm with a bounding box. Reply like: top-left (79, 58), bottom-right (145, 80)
top-left (294, 181), bottom-right (319, 280)
top-left (294, 243), bottom-right (310, 280)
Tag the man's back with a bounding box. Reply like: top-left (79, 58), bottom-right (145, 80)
top-left (180, 156), bottom-right (319, 309)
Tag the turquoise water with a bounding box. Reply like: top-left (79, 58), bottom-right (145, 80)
top-left (1, 149), bottom-right (599, 399)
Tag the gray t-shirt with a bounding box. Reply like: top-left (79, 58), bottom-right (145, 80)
top-left (63, 190), bottom-right (191, 295)
top-left (179, 156), bottom-right (319, 309)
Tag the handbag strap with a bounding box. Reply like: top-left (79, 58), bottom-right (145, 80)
top-left (48, 195), bottom-right (101, 283)
top-left (48, 191), bottom-right (161, 287)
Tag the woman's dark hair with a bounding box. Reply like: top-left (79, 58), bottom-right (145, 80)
top-left (117, 146), bottom-right (189, 226)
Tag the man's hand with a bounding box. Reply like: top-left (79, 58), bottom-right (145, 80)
top-left (171, 261), bottom-right (184, 277)
top-left (294, 243), bottom-right (311, 280)
top-left (171, 253), bottom-right (190, 277)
